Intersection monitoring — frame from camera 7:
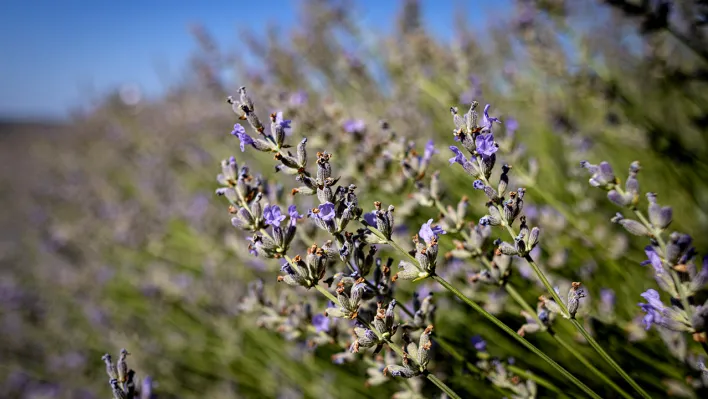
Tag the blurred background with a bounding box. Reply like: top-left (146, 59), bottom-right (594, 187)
top-left (2, 0), bottom-right (708, 397)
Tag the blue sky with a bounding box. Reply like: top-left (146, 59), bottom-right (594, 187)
top-left (0, 0), bottom-right (504, 121)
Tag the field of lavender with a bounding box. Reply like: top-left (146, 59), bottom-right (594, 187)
top-left (3, 1), bottom-right (708, 398)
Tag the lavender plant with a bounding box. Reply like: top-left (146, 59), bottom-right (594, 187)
top-left (215, 87), bottom-right (610, 398)
top-left (580, 160), bottom-right (708, 347)
top-left (8, 1), bottom-right (708, 398)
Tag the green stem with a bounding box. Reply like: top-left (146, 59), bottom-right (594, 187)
top-left (503, 283), bottom-right (545, 330)
top-left (425, 373), bottom-right (462, 399)
top-left (553, 335), bottom-right (633, 399)
top-left (431, 275), bottom-right (601, 399)
top-left (315, 284), bottom-right (339, 304)
top-left (523, 254), bottom-right (651, 399)
top-left (436, 336), bottom-right (564, 398)
top-left (569, 318), bottom-right (651, 399)
top-left (506, 366), bottom-right (569, 399)
top-left (505, 282), bottom-right (632, 399)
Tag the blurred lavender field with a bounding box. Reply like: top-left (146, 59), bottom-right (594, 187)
top-left (3, 0), bottom-right (708, 398)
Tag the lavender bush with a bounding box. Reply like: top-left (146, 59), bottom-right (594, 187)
top-left (4, 0), bottom-right (708, 398)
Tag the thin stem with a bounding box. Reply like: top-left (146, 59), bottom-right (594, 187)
top-left (425, 373), bottom-right (462, 399)
top-left (569, 318), bottom-right (651, 399)
top-left (503, 282), bottom-right (545, 329)
top-left (523, 254), bottom-right (651, 398)
top-left (431, 275), bottom-right (601, 399)
top-left (553, 335), bottom-right (633, 399)
top-left (506, 366), bottom-right (569, 399)
top-left (435, 336), bottom-right (565, 398)
top-left (505, 282), bottom-right (632, 399)
top-left (315, 284), bottom-right (339, 304)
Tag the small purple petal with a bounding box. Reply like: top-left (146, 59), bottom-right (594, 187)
top-left (448, 146), bottom-right (467, 166)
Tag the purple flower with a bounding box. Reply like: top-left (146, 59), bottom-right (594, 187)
top-left (231, 124), bottom-right (255, 152)
top-left (506, 118), bottom-right (519, 133)
top-left (471, 335), bottom-right (487, 351)
top-left (638, 289), bottom-right (667, 330)
top-left (343, 119), bottom-right (366, 134)
top-left (288, 205), bottom-right (303, 226)
top-left (448, 146), bottom-right (467, 166)
top-left (641, 246), bottom-right (665, 276)
top-left (475, 133), bottom-right (497, 157)
top-left (281, 261), bottom-right (295, 275)
top-left (264, 205), bottom-right (286, 227)
top-left (289, 90), bottom-right (308, 106)
top-left (422, 139), bottom-right (437, 163)
top-left (276, 111), bottom-right (293, 135)
top-left (142, 376), bottom-right (154, 399)
top-left (419, 219), bottom-right (445, 245)
top-left (363, 211), bottom-right (377, 226)
top-left (312, 313), bottom-right (330, 333)
top-left (315, 202), bottom-right (336, 222)
top-left (600, 288), bottom-right (616, 307)
top-left (481, 104), bottom-right (501, 132)
top-left (472, 180), bottom-right (485, 190)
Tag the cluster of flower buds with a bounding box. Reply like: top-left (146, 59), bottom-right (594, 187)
top-left (400, 139), bottom-right (437, 182)
top-left (402, 291), bottom-right (436, 331)
top-left (383, 325), bottom-right (434, 378)
top-left (325, 278), bottom-right (370, 320)
top-left (101, 349), bottom-right (153, 399)
top-left (361, 201), bottom-right (396, 243)
top-left (337, 231), bottom-right (378, 276)
top-left (448, 102), bottom-right (500, 180)
top-left (394, 220), bottom-right (446, 281)
top-left (484, 358), bottom-right (538, 398)
top-left (493, 217), bottom-right (540, 257)
top-left (518, 300), bottom-right (554, 336)
top-left (469, 253), bottom-right (513, 286)
top-left (540, 282), bottom-right (587, 319)
top-left (447, 222), bottom-right (491, 260)
top-left (349, 301), bottom-right (399, 354)
top-left (277, 242), bottom-right (333, 288)
top-left (637, 289), bottom-right (693, 332)
top-left (229, 87), bottom-right (297, 153)
top-left (581, 159), bottom-right (708, 342)
top-left (436, 195), bottom-right (469, 233)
